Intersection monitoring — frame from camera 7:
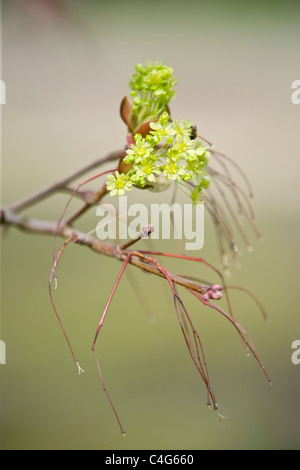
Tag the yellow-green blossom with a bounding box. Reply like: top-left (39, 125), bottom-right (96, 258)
top-left (130, 61), bottom-right (177, 125)
top-left (162, 159), bottom-right (187, 181)
top-left (106, 61), bottom-right (211, 203)
top-left (106, 171), bottom-right (133, 196)
top-left (124, 134), bottom-right (153, 164)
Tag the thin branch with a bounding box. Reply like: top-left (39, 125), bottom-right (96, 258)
top-left (0, 209), bottom-right (207, 295)
top-left (63, 183), bottom-right (109, 227)
top-left (8, 149), bottom-right (123, 213)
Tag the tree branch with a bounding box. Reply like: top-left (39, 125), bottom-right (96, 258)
top-left (8, 149), bottom-right (123, 213)
top-left (0, 208), bottom-right (207, 295)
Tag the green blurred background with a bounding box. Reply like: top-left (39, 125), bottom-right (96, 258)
top-left (1, 0), bottom-right (300, 450)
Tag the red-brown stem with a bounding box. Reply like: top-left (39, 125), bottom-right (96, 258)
top-left (210, 149), bottom-right (254, 198)
top-left (8, 150), bottom-right (122, 213)
top-left (48, 236), bottom-right (79, 365)
top-left (224, 285), bottom-right (269, 322)
top-left (173, 295), bottom-right (209, 395)
top-left (174, 292), bottom-right (215, 408)
top-left (210, 150), bottom-right (244, 216)
top-left (210, 176), bottom-right (253, 251)
top-left (131, 251), bottom-right (218, 409)
top-left (138, 250), bottom-right (234, 321)
top-left (174, 273), bottom-right (269, 323)
top-left (91, 253), bottom-right (131, 436)
top-left (188, 289), bottom-right (271, 383)
top-left (52, 168), bottom-right (117, 275)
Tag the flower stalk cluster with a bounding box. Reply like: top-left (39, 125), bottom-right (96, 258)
top-left (107, 112), bottom-right (210, 201)
top-left (107, 60), bottom-right (211, 203)
top-left (130, 61), bottom-right (176, 126)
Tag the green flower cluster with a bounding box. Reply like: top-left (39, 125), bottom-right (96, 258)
top-left (106, 171), bottom-right (133, 196)
top-left (130, 61), bottom-right (177, 127)
top-left (106, 112), bottom-right (210, 203)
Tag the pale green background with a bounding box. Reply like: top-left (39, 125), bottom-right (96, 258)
top-left (1, 0), bottom-right (300, 449)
